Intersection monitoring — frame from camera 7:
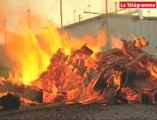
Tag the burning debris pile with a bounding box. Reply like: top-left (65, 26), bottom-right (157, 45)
top-left (1, 37), bottom-right (157, 110)
top-left (33, 37), bottom-right (157, 105)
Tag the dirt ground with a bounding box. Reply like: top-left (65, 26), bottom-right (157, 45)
top-left (0, 103), bottom-right (157, 120)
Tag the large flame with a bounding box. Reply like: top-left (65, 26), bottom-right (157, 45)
top-left (1, 20), bottom-right (157, 104)
top-left (3, 21), bottom-right (107, 86)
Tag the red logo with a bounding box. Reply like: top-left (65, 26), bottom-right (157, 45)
top-left (119, 1), bottom-right (156, 8)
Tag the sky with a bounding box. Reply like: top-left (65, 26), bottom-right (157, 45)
top-left (0, 0), bottom-right (157, 28)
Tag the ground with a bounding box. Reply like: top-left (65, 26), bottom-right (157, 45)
top-left (0, 103), bottom-right (157, 120)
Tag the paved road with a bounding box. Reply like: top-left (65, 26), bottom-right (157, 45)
top-left (0, 103), bottom-right (157, 120)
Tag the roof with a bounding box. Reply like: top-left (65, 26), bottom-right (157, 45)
top-left (64, 14), bottom-right (157, 29)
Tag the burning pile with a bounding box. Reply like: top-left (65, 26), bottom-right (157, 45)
top-left (1, 35), bottom-right (157, 110)
top-left (32, 37), bottom-right (157, 105)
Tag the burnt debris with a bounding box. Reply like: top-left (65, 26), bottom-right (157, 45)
top-left (0, 93), bottom-right (21, 110)
top-left (1, 37), bottom-right (157, 107)
top-left (0, 81), bottom-right (43, 103)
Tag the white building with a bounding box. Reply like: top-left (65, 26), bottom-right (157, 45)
top-left (64, 14), bottom-right (157, 53)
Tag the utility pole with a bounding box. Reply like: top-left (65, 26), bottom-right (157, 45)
top-left (28, 9), bottom-right (31, 27)
top-left (3, 19), bottom-right (6, 45)
top-left (60, 0), bottom-right (63, 27)
top-left (88, 5), bottom-right (90, 18)
top-left (79, 15), bottom-right (82, 22)
top-left (106, 0), bottom-right (108, 13)
top-left (74, 10), bottom-right (76, 22)
top-left (115, 2), bottom-right (117, 13)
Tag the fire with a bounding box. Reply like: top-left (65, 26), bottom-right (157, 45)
top-left (1, 15), bottom-right (156, 105)
top-left (3, 22), bottom-right (106, 86)
top-left (131, 36), bottom-right (149, 48)
top-left (0, 18), bottom-right (109, 104)
top-left (111, 37), bottom-right (124, 49)
top-left (147, 62), bottom-right (157, 78)
top-left (113, 71), bottom-right (121, 88)
top-left (112, 36), bottom-right (149, 49)
top-left (4, 26), bottom-right (51, 85)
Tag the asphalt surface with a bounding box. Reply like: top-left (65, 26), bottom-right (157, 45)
top-left (0, 103), bottom-right (157, 120)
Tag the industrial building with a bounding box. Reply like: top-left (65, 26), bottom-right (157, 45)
top-left (64, 14), bottom-right (157, 54)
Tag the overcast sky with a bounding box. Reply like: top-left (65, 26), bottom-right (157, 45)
top-left (0, 0), bottom-right (157, 28)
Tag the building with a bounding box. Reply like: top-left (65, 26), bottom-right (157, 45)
top-left (64, 14), bottom-right (157, 54)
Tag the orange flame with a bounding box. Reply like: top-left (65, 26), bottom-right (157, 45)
top-left (111, 37), bottom-right (124, 49)
top-left (147, 62), bottom-right (157, 78)
top-left (131, 36), bottom-right (149, 48)
top-left (3, 22), bottom-right (107, 87)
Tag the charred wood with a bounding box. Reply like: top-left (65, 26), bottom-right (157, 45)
top-left (140, 89), bottom-right (157, 105)
top-left (0, 81), bottom-right (43, 103)
top-left (0, 93), bottom-right (21, 110)
top-left (140, 92), bottom-right (152, 104)
top-left (79, 44), bottom-right (93, 57)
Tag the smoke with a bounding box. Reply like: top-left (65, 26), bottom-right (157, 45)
top-left (0, 0), bottom-right (51, 30)
top-left (0, 0), bottom-right (51, 44)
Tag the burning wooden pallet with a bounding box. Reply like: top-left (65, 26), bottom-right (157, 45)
top-left (32, 37), bottom-right (157, 105)
top-left (1, 37), bottom-right (157, 110)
